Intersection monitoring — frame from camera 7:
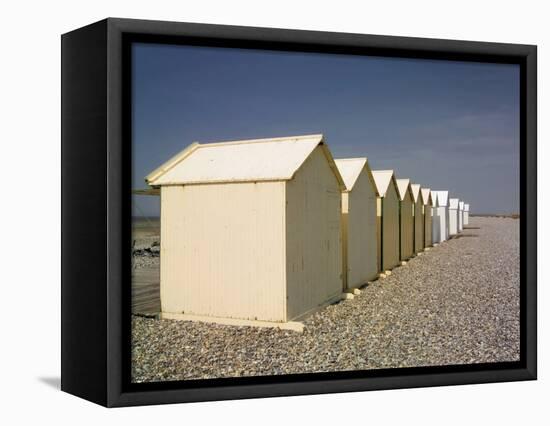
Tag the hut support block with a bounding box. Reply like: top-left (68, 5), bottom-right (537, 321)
top-left (161, 312), bottom-right (305, 332)
top-left (341, 293), bottom-right (355, 300)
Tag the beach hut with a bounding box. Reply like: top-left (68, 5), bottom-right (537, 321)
top-left (464, 203), bottom-right (470, 226)
top-left (421, 188), bottom-right (433, 248)
top-left (334, 158), bottom-right (379, 290)
top-left (396, 179), bottom-right (415, 261)
top-left (458, 201), bottom-right (464, 232)
top-left (431, 191), bottom-right (440, 243)
top-left (411, 184), bottom-right (424, 254)
top-left (448, 198), bottom-right (460, 236)
top-left (146, 134), bottom-right (346, 328)
top-left (433, 190), bottom-right (449, 243)
top-left (372, 170), bottom-right (400, 273)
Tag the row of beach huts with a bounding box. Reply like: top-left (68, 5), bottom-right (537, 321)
top-left (145, 134), bottom-right (471, 331)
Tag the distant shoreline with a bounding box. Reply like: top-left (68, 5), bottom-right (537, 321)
top-left (470, 214), bottom-right (519, 219)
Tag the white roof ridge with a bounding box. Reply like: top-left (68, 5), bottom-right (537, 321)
top-left (195, 133), bottom-right (324, 148)
top-left (335, 157), bottom-right (368, 162)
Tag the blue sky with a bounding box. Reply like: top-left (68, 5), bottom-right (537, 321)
top-left (132, 43), bottom-right (519, 216)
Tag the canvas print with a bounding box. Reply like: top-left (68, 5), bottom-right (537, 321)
top-left (131, 43), bottom-right (519, 383)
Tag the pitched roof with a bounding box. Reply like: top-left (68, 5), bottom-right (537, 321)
top-left (146, 134), bottom-right (344, 188)
top-left (431, 191), bottom-right (438, 207)
top-left (334, 158), bottom-right (366, 191)
top-left (449, 198), bottom-right (460, 209)
top-left (371, 170), bottom-right (395, 197)
top-left (434, 190), bottom-right (449, 206)
top-left (396, 178), bottom-right (412, 201)
top-left (410, 183), bottom-right (421, 202)
top-left (334, 158), bottom-right (377, 194)
top-left (464, 203), bottom-right (470, 212)
top-left (421, 188), bottom-right (432, 205)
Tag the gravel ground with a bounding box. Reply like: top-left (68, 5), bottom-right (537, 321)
top-left (132, 235), bottom-right (160, 269)
top-left (132, 254), bottom-right (159, 270)
top-left (132, 217), bottom-right (520, 382)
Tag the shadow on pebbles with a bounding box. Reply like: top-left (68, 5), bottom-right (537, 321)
top-left (132, 217), bottom-right (520, 382)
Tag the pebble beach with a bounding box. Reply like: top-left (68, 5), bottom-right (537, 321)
top-left (131, 216), bottom-right (520, 383)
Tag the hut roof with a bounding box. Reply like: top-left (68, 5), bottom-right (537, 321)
top-left (146, 134), bottom-right (344, 188)
top-left (410, 183), bottom-right (421, 202)
top-left (421, 188), bottom-right (432, 205)
top-left (459, 201), bottom-right (464, 210)
top-left (431, 191), bottom-right (438, 207)
top-left (334, 158), bottom-right (378, 194)
top-left (434, 190), bottom-right (449, 207)
top-left (396, 178), bottom-right (413, 201)
top-left (449, 198), bottom-right (460, 209)
top-left (371, 170), bottom-right (395, 197)
top-left (464, 203), bottom-right (470, 212)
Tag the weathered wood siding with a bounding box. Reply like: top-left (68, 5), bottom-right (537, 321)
top-left (343, 171), bottom-right (378, 289)
top-left (400, 193), bottom-right (414, 260)
top-left (424, 204), bottom-right (433, 247)
top-left (413, 197), bottom-right (424, 253)
top-left (285, 146), bottom-right (343, 320)
top-left (377, 183), bottom-right (400, 271)
top-left (448, 208), bottom-right (458, 236)
top-left (433, 206), bottom-right (448, 243)
top-left (160, 182), bottom-right (287, 322)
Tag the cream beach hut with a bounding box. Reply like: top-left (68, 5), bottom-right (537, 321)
top-left (372, 170), bottom-right (400, 273)
top-left (448, 198), bottom-right (460, 236)
top-left (396, 179), bottom-right (415, 261)
top-left (431, 191), bottom-right (440, 243)
top-left (411, 184), bottom-right (424, 254)
top-left (421, 188), bottom-right (433, 247)
top-left (334, 158), bottom-right (379, 290)
top-left (458, 201), bottom-right (464, 232)
top-left (146, 134), bottom-right (346, 329)
top-left (464, 203), bottom-right (470, 226)
top-left (433, 190), bottom-right (449, 243)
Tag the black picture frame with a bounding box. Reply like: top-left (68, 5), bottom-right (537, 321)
top-left (61, 17), bottom-right (537, 407)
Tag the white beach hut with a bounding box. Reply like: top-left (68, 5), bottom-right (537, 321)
top-left (421, 188), bottom-right (433, 248)
top-left (372, 170), bottom-right (400, 273)
top-left (433, 190), bottom-right (449, 243)
top-left (146, 134), bottom-right (346, 328)
top-left (396, 179), bottom-right (415, 261)
top-left (448, 198), bottom-right (460, 236)
top-left (335, 158), bottom-right (379, 290)
top-left (464, 203), bottom-right (470, 226)
top-left (411, 184), bottom-right (424, 254)
top-left (458, 201), bottom-right (464, 232)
